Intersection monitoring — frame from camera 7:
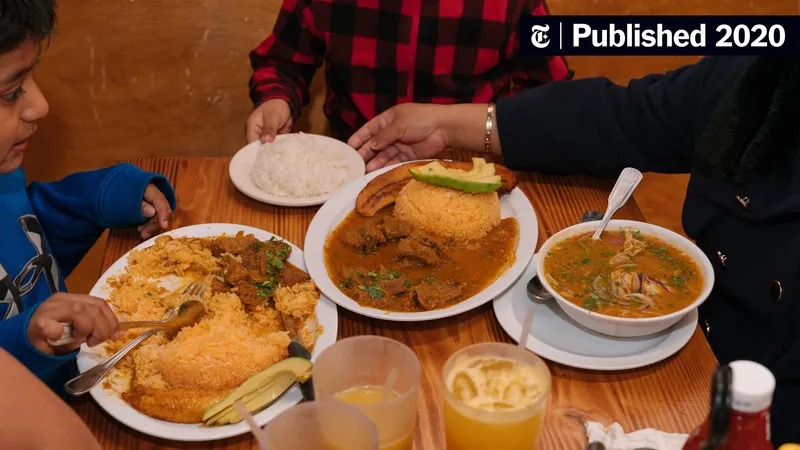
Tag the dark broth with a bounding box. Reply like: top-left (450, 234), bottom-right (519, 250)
top-left (543, 229), bottom-right (702, 318)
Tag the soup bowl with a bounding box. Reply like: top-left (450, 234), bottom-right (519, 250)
top-left (536, 220), bottom-right (714, 338)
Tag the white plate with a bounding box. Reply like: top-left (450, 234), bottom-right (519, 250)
top-left (229, 133), bottom-right (366, 207)
top-left (493, 254), bottom-right (697, 371)
top-left (77, 223), bottom-right (339, 442)
top-left (304, 161), bottom-right (538, 322)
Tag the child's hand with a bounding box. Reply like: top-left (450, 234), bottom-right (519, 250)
top-left (138, 183), bottom-right (173, 239)
top-left (27, 293), bottom-right (119, 355)
top-left (246, 98), bottom-right (293, 144)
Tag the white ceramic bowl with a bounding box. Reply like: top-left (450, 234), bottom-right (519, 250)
top-left (535, 220), bottom-right (714, 338)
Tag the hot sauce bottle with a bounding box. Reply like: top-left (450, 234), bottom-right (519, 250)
top-left (684, 360), bottom-right (776, 450)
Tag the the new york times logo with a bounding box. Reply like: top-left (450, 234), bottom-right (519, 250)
top-left (530, 24), bottom-right (550, 48)
top-left (520, 16), bottom-right (800, 56)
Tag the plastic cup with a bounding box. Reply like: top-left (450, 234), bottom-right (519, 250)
top-left (313, 336), bottom-right (421, 450)
top-left (442, 342), bottom-right (551, 450)
top-left (259, 400), bottom-right (379, 450)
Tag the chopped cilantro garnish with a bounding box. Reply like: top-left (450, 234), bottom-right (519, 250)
top-left (358, 284), bottom-right (384, 299)
top-left (339, 279), bottom-right (352, 289)
top-left (254, 280), bottom-right (274, 297)
top-left (584, 294), bottom-right (599, 311)
top-left (669, 275), bottom-right (688, 288)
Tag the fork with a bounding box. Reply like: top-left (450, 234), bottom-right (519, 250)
top-left (48, 282), bottom-right (207, 347)
top-left (62, 282), bottom-right (207, 396)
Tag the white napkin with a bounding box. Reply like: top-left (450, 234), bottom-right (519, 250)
top-left (585, 421), bottom-right (689, 450)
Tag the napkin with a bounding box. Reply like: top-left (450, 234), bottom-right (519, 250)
top-left (585, 421), bottom-right (689, 450)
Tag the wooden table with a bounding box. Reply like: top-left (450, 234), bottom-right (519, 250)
top-left (76, 154), bottom-right (718, 449)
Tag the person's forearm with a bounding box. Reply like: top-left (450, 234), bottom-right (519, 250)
top-left (0, 349), bottom-right (101, 450)
top-left (442, 104), bottom-right (502, 156)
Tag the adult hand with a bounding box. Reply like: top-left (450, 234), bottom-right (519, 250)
top-left (348, 104), bottom-right (452, 172)
top-left (138, 183), bottom-right (173, 239)
top-left (27, 293), bottom-right (120, 355)
top-left (245, 98), bottom-right (293, 144)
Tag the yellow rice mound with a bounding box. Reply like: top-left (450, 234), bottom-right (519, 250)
top-left (394, 179), bottom-right (501, 241)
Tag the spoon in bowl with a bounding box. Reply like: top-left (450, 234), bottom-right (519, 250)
top-left (591, 167), bottom-right (643, 240)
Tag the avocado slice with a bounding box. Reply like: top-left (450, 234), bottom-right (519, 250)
top-left (202, 357), bottom-right (312, 421)
top-left (205, 373), bottom-right (284, 426)
top-left (410, 158), bottom-right (502, 193)
top-left (206, 372), bottom-right (298, 426)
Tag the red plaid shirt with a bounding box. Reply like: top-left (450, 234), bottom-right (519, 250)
top-left (249, 0), bottom-right (572, 141)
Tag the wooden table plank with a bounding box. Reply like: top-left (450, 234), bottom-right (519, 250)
top-left (77, 156), bottom-right (717, 449)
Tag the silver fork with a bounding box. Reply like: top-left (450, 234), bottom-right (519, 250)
top-left (49, 282), bottom-right (207, 347)
top-left (63, 282), bottom-right (207, 396)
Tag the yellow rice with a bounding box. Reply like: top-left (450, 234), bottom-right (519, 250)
top-left (394, 179), bottom-right (501, 241)
top-left (105, 235), bottom-right (298, 395)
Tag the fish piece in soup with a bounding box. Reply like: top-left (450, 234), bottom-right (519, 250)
top-left (623, 232), bottom-right (646, 257)
top-left (543, 229), bottom-right (703, 318)
top-left (610, 269), bottom-right (641, 297)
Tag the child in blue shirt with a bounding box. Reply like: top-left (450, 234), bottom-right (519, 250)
top-left (0, 0), bottom-right (176, 393)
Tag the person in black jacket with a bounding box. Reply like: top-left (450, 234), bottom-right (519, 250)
top-left (348, 56), bottom-right (800, 446)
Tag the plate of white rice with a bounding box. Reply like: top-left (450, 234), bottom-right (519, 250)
top-left (230, 133), bottom-right (366, 207)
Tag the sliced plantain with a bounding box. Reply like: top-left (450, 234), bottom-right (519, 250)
top-left (355, 160), bottom-right (517, 217)
top-left (355, 161), bottom-right (428, 216)
top-left (202, 357), bottom-right (312, 421)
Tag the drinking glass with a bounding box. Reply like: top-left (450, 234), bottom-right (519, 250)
top-left (442, 342), bottom-right (551, 450)
top-left (313, 336), bottom-right (421, 450)
top-left (260, 400), bottom-right (379, 450)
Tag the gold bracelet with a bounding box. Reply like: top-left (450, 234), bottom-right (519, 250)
top-left (484, 103), bottom-right (495, 154)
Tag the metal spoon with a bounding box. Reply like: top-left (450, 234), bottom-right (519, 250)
top-left (62, 300), bottom-right (206, 396)
top-left (527, 210), bottom-right (604, 300)
top-left (49, 298), bottom-right (206, 347)
top-left (591, 167), bottom-right (643, 240)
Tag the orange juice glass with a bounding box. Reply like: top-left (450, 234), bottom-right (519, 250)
top-left (313, 336), bottom-right (421, 450)
top-left (443, 342), bottom-right (551, 450)
top-left (261, 400), bottom-right (379, 450)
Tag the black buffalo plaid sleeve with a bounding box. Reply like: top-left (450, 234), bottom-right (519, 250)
top-left (249, 0), bottom-right (325, 119)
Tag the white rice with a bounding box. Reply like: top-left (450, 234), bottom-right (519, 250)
top-left (249, 134), bottom-right (350, 198)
